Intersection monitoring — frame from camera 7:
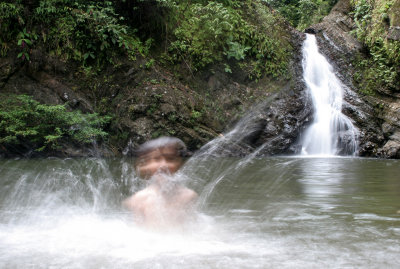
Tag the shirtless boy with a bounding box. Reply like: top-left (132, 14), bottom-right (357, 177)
top-left (123, 137), bottom-right (198, 229)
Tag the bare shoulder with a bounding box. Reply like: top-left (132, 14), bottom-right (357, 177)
top-left (178, 186), bottom-right (198, 202)
top-left (122, 187), bottom-right (155, 210)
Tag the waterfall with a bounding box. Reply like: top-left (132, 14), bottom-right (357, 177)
top-left (300, 34), bottom-right (358, 156)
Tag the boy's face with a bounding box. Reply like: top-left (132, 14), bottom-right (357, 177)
top-left (136, 146), bottom-right (183, 179)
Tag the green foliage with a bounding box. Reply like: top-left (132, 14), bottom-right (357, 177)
top-left (34, 0), bottom-right (149, 66)
top-left (17, 28), bottom-right (38, 61)
top-left (170, 2), bottom-right (249, 70)
top-left (353, 41), bottom-right (398, 95)
top-left (0, 1), bottom-right (24, 55)
top-left (265, 0), bottom-right (338, 30)
top-left (224, 63), bottom-right (232, 73)
top-left (1, 0), bottom-right (293, 78)
top-left (167, 0), bottom-right (291, 78)
top-left (191, 109), bottom-right (202, 120)
top-left (225, 36), bottom-right (251, 61)
top-left (190, 108), bottom-right (205, 125)
top-left (350, 0), bottom-right (400, 94)
top-left (0, 0), bottom-right (150, 67)
top-left (242, 1), bottom-right (292, 79)
top-left (351, 0), bottom-right (373, 41)
top-left (0, 95), bottom-right (111, 151)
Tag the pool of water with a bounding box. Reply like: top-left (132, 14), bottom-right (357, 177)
top-left (0, 157), bottom-right (399, 268)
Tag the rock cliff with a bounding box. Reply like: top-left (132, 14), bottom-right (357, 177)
top-left (308, 0), bottom-right (400, 158)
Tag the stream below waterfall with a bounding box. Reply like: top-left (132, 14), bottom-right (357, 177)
top-left (1, 157), bottom-right (399, 268)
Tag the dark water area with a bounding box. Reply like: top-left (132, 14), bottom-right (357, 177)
top-left (0, 157), bottom-right (399, 268)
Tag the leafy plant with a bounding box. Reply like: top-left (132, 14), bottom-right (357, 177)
top-left (191, 110), bottom-right (202, 120)
top-left (190, 109), bottom-right (204, 125)
top-left (0, 95), bottom-right (111, 151)
top-left (225, 36), bottom-right (251, 60)
top-left (224, 63), bottom-right (232, 73)
top-left (17, 28), bottom-right (38, 61)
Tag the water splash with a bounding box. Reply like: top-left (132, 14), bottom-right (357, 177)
top-left (2, 156), bottom-right (400, 268)
top-left (300, 34), bottom-right (358, 156)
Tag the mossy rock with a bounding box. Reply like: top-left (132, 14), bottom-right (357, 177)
top-left (388, 0), bottom-right (400, 27)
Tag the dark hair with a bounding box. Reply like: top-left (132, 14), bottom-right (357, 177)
top-left (134, 136), bottom-right (188, 158)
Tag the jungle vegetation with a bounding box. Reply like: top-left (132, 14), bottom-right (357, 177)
top-left (350, 0), bottom-right (400, 95)
top-left (0, 0), bottom-right (399, 153)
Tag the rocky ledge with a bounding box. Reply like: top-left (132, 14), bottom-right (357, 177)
top-left (307, 0), bottom-right (400, 158)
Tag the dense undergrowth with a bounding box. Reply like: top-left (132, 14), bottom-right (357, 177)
top-left (0, 0), bottom-right (293, 78)
top-left (0, 0), bottom-right (295, 154)
top-left (265, 0), bottom-right (338, 30)
top-left (0, 0), bottom-right (149, 66)
top-left (0, 95), bottom-right (111, 153)
top-left (350, 0), bottom-right (400, 95)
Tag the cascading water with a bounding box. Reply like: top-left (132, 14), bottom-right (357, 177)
top-left (300, 34), bottom-right (358, 156)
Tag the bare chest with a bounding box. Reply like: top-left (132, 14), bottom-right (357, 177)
top-left (140, 193), bottom-right (189, 225)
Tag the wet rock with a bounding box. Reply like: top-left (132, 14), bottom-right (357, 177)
top-left (382, 136), bottom-right (400, 158)
top-left (207, 75), bottom-right (223, 91)
top-left (309, 0), bottom-right (362, 56)
top-left (29, 71), bottom-right (93, 112)
top-left (207, 30), bottom-right (311, 157)
top-left (388, 26), bottom-right (400, 41)
top-left (0, 56), bottom-right (19, 88)
top-left (302, 0), bottom-right (400, 158)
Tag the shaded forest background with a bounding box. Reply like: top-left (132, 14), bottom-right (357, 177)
top-left (1, 0), bottom-right (399, 156)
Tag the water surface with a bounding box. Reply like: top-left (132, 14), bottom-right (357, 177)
top-left (0, 157), bottom-right (399, 268)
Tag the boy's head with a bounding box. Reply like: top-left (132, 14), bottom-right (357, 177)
top-left (134, 137), bottom-right (188, 179)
